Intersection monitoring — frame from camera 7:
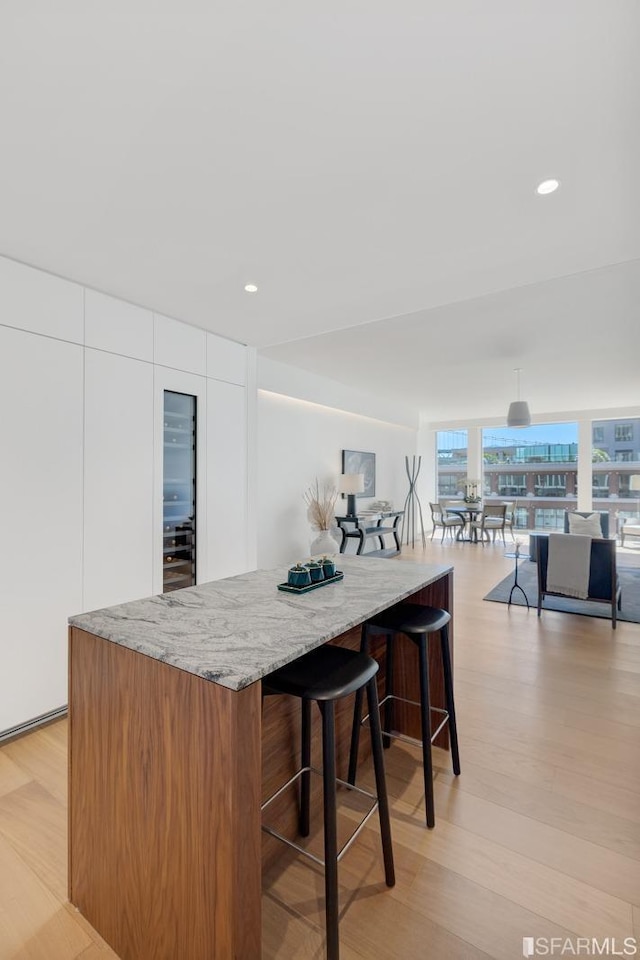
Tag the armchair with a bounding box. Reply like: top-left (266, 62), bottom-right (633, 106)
top-left (620, 517), bottom-right (640, 547)
top-left (536, 535), bottom-right (621, 628)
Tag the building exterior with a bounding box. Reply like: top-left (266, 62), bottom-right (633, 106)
top-left (437, 419), bottom-right (640, 533)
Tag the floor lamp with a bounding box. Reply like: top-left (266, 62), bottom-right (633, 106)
top-left (401, 455), bottom-right (426, 547)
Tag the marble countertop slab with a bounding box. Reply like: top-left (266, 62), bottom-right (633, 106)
top-left (69, 556), bottom-right (452, 691)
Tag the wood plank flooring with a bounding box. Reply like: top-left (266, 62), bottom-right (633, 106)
top-left (1, 538), bottom-right (639, 959)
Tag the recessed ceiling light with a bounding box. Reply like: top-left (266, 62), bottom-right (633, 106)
top-left (536, 179), bottom-right (560, 196)
top-left (244, 283), bottom-right (258, 293)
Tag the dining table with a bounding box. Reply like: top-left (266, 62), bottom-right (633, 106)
top-left (445, 502), bottom-right (483, 542)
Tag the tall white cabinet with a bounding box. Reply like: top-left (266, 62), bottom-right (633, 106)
top-left (0, 258), bottom-right (253, 735)
top-left (0, 325), bottom-right (84, 732)
top-left (83, 349), bottom-right (155, 611)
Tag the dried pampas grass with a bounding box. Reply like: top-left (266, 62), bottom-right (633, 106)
top-left (303, 479), bottom-right (338, 531)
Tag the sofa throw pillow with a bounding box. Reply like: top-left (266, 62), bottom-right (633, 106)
top-left (568, 512), bottom-right (602, 537)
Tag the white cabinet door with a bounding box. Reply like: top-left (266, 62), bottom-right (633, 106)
top-left (85, 289), bottom-right (153, 361)
top-left (205, 379), bottom-right (248, 581)
top-left (154, 313), bottom-right (207, 376)
top-left (0, 256), bottom-right (83, 343)
top-left (83, 349), bottom-right (154, 611)
top-left (0, 326), bottom-right (83, 733)
top-left (206, 333), bottom-right (247, 385)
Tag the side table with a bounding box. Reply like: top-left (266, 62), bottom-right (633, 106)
top-left (335, 511), bottom-right (403, 557)
top-left (504, 542), bottom-right (530, 609)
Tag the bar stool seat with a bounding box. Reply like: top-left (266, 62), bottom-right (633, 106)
top-left (348, 603), bottom-right (460, 829)
top-left (262, 643), bottom-right (379, 700)
top-left (262, 644), bottom-right (395, 960)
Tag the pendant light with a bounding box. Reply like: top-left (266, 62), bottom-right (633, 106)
top-left (507, 368), bottom-right (531, 427)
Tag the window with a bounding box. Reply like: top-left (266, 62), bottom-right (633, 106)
top-left (534, 508), bottom-right (565, 530)
top-left (438, 473), bottom-right (459, 496)
top-left (615, 424), bottom-right (633, 442)
top-left (619, 474), bottom-right (640, 498)
top-left (592, 474), bottom-right (609, 499)
top-left (514, 507), bottom-right (528, 530)
top-left (497, 474), bottom-right (527, 497)
top-left (534, 474), bottom-right (566, 497)
top-left (436, 431), bottom-right (467, 499)
top-left (592, 417), bottom-right (639, 462)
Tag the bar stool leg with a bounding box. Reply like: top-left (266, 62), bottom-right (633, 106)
top-left (366, 677), bottom-right (395, 887)
top-left (439, 624), bottom-right (461, 776)
top-left (347, 625), bottom-right (370, 785)
top-left (300, 698), bottom-right (312, 836)
top-left (320, 701), bottom-right (340, 960)
top-left (383, 634), bottom-right (394, 749)
top-left (418, 637), bottom-right (435, 828)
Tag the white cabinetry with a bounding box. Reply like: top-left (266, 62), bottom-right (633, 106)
top-left (0, 326), bottom-right (83, 732)
top-left (207, 333), bottom-right (246, 385)
top-left (154, 313), bottom-right (207, 376)
top-left (83, 349), bottom-right (154, 611)
top-left (0, 256), bottom-right (83, 343)
top-left (85, 290), bottom-right (153, 361)
top-left (205, 379), bottom-right (248, 581)
top-left (0, 255), bottom-right (252, 735)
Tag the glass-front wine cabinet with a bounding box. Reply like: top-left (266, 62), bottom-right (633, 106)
top-left (163, 391), bottom-right (196, 592)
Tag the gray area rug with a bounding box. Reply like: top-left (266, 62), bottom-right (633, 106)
top-left (484, 559), bottom-right (640, 624)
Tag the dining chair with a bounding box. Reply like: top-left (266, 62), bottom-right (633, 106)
top-left (502, 501), bottom-right (516, 541)
top-left (470, 503), bottom-right (507, 545)
top-left (429, 502), bottom-right (464, 542)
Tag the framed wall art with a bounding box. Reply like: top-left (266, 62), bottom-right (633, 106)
top-left (341, 450), bottom-right (375, 498)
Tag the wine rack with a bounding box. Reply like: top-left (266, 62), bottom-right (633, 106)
top-left (163, 391), bottom-right (196, 592)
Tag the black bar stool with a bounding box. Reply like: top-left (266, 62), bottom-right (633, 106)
top-left (261, 644), bottom-right (395, 960)
top-left (347, 604), bottom-right (460, 828)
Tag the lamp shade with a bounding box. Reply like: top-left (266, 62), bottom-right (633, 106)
top-left (338, 473), bottom-right (365, 494)
top-left (339, 473), bottom-right (365, 517)
top-left (507, 400), bottom-right (531, 428)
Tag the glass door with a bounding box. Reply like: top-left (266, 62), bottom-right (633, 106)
top-left (163, 391), bottom-right (196, 592)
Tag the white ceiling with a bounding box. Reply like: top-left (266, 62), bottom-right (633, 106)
top-left (1, 2), bottom-right (639, 420)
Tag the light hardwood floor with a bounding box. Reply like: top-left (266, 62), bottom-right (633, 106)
top-left (1, 538), bottom-right (639, 959)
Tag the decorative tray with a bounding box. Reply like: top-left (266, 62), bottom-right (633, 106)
top-left (277, 571), bottom-right (344, 594)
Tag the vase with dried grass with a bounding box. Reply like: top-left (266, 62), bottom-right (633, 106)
top-left (304, 479), bottom-right (340, 556)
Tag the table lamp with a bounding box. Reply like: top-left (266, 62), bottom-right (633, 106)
top-left (339, 473), bottom-right (365, 517)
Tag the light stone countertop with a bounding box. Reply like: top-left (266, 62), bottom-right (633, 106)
top-left (69, 555), bottom-right (452, 691)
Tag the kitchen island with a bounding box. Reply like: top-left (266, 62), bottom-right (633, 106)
top-left (68, 554), bottom-right (453, 960)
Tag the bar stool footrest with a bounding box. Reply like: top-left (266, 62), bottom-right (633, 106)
top-left (261, 765), bottom-right (380, 867)
top-left (362, 694), bottom-right (450, 745)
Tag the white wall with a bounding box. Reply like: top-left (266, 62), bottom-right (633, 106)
top-left (0, 255), bottom-right (252, 734)
top-left (257, 359), bottom-right (419, 567)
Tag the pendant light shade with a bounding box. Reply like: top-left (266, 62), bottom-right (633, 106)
top-left (506, 369), bottom-right (531, 428)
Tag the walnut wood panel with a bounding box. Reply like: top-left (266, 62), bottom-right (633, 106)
top-left (68, 627), bottom-right (261, 960)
